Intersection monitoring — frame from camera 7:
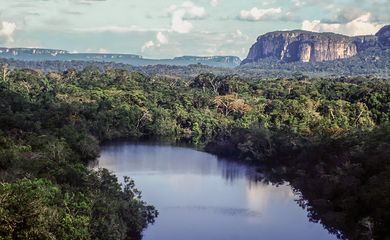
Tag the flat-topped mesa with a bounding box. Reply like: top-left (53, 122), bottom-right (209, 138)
top-left (173, 56), bottom-right (241, 65)
top-left (242, 30), bottom-right (357, 64)
top-left (0, 47), bottom-right (69, 56)
top-left (241, 25), bottom-right (390, 65)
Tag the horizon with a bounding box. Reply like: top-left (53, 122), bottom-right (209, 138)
top-left (0, 0), bottom-right (388, 59)
top-left (0, 24), bottom-right (390, 61)
top-left (1, 24), bottom-right (388, 60)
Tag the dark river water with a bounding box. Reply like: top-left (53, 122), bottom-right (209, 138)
top-left (97, 142), bottom-right (337, 240)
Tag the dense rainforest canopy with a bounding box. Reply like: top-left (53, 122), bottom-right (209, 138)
top-left (0, 65), bottom-right (389, 239)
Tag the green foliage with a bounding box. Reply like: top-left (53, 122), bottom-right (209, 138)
top-left (0, 68), bottom-right (159, 239)
top-left (0, 178), bottom-right (90, 240)
top-left (87, 170), bottom-right (158, 240)
top-left (0, 67), bottom-right (389, 239)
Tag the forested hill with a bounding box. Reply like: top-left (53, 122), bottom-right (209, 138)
top-left (0, 66), bottom-right (389, 239)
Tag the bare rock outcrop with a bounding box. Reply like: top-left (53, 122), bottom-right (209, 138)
top-left (242, 25), bottom-right (389, 65)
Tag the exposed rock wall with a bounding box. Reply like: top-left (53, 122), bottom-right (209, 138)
top-left (353, 35), bottom-right (379, 52)
top-left (376, 25), bottom-right (390, 47)
top-left (242, 25), bottom-right (389, 65)
top-left (242, 31), bottom-right (357, 64)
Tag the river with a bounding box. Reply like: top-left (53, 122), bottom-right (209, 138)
top-left (97, 142), bottom-right (337, 240)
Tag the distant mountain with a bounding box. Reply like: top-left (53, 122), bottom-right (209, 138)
top-left (0, 48), bottom-right (142, 61)
top-left (242, 25), bottom-right (390, 65)
top-left (0, 48), bottom-right (240, 68)
top-left (173, 56), bottom-right (241, 66)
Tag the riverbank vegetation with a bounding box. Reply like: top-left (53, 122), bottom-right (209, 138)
top-left (0, 67), bottom-right (158, 239)
top-left (0, 66), bottom-right (389, 239)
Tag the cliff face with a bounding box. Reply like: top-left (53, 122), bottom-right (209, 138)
top-left (242, 25), bottom-right (389, 65)
top-left (242, 31), bottom-right (357, 64)
top-left (376, 25), bottom-right (390, 47)
top-left (352, 35), bottom-right (379, 52)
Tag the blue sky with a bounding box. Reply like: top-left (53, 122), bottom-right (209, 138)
top-left (0, 0), bottom-right (388, 58)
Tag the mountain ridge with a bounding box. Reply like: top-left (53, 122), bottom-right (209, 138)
top-left (0, 47), bottom-right (241, 68)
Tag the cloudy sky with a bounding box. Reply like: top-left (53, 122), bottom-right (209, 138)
top-left (0, 0), bottom-right (388, 59)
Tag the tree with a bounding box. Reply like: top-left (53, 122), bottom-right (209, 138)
top-left (214, 94), bottom-right (252, 117)
top-left (190, 73), bottom-right (222, 94)
top-left (0, 179), bottom-right (91, 240)
top-left (1, 64), bottom-right (10, 83)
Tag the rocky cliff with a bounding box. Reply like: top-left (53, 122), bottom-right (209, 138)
top-left (376, 25), bottom-right (390, 47)
top-left (242, 25), bottom-right (389, 65)
top-left (352, 35), bottom-right (379, 52)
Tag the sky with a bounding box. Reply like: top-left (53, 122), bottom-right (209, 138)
top-left (0, 0), bottom-right (388, 59)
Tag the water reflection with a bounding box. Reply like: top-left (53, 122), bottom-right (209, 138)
top-left (97, 142), bottom-right (337, 240)
top-left (166, 206), bottom-right (262, 218)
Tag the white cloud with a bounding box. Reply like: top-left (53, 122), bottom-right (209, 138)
top-left (171, 10), bottom-right (193, 33)
top-left (302, 13), bottom-right (384, 36)
top-left (157, 32), bottom-right (169, 44)
top-left (182, 1), bottom-right (206, 18)
top-left (167, 1), bottom-right (206, 19)
top-left (210, 0), bottom-right (221, 7)
top-left (141, 40), bottom-right (155, 52)
top-left (232, 29), bottom-right (247, 39)
top-left (239, 7), bottom-right (282, 21)
top-left (227, 29), bottom-right (249, 43)
top-left (292, 0), bottom-right (305, 7)
top-left (333, 7), bottom-right (367, 23)
top-left (0, 21), bottom-right (16, 43)
top-left (98, 48), bottom-right (108, 53)
top-left (142, 32), bottom-right (169, 53)
top-left (167, 1), bottom-right (206, 34)
top-left (73, 25), bottom-right (167, 33)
